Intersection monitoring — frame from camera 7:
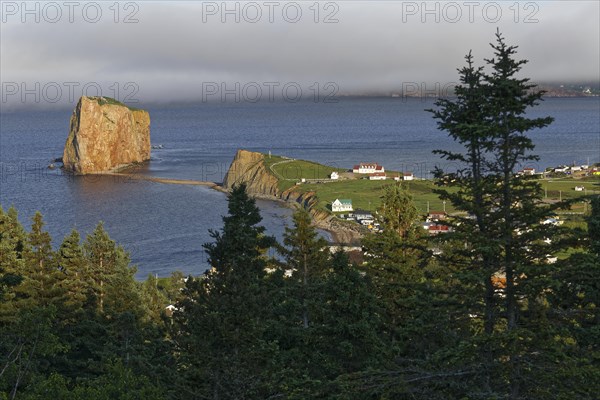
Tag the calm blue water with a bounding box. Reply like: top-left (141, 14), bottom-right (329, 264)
top-left (1, 97), bottom-right (599, 278)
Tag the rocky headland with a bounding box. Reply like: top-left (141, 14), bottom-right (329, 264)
top-left (223, 149), bottom-right (364, 244)
top-left (62, 96), bottom-right (151, 174)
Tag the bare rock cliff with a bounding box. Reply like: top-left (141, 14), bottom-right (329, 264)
top-left (223, 150), bottom-right (279, 196)
top-left (62, 96), bottom-right (151, 174)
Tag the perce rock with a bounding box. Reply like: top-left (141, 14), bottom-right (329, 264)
top-left (62, 96), bottom-right (151, 174)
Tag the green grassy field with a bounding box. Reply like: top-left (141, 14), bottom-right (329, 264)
top-left (262, 154), bottom-right (598, 221)
top-left (294, 179), bottom-right (453, 214)
top-left (262, 154), bottom-right (348, 193)
top-left (540, 177), bottom-right (600, 200)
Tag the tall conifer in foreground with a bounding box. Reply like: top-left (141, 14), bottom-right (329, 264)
top-left (425, 30), bottom-right (595, 398)
top-left (282, 208), bottom-right (329, 329)
top-left (174, 184), bottom-right (277, 399)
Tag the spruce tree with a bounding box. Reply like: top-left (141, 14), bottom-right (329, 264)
top-left (588, 196), bottom-right (600, 256)
top-left (56, 229), bottom-right (89, 317)
top-left (0, 206), bottom-right (27, 316)
top-left (83, 222), bottom-right (127, 314)
top-left (22, 212), bottom-right (63, 307)
top-left (174, 184), bottom-right (277, 399)
top-left (426, 30), bottom-right (584, 398)
top-left (361, 183), bottom-right (427, 344)
top-left (282, 208), bottom-right (329, 329)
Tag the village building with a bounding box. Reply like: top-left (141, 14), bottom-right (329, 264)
top-left (428, 224), bottom-right (450, 235)
top-left (369, 172), bottom-right (387, 180)
top-left (353, 209), bottom-right (373, 222)
top-left (331, 198), bottom-right (353, 212)
top-left (521, 167), bottom-right (536, 175)
top-left (330, 171), bottom-right (339, 180)
top-left (403, 172), bottom-right (414, 180)
top-left (353, 163), bottom-right (384, 174)
top-left (427, 211), bottom-right (447, 221)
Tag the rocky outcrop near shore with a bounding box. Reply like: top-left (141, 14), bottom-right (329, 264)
top-left (224, 150), bottom-right (364, 244)
top-left (62, 96), bottom-right (151, 174)
top-left (223, 150), bottom-right (279, 196)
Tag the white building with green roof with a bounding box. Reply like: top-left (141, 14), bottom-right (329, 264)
top-left (331, 198), bottom-right (353, 212)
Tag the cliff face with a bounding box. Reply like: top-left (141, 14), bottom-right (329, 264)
top-left (224, 150), bottom-right (364, 244)
top-left (62, 96), bottom-right (151, 174)
top-left (223, 150), bottom-right (279, 196)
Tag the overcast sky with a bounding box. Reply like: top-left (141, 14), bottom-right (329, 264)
top-left (1, 1), bottom-right (598, 109)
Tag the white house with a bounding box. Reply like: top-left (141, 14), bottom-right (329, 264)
top-left (331, 199), bottom-right (353, 212)
top-left (353, 163), bottom-right (384, 174)
top-left (554, 166), bottom-right (568, 173)
top-left (575, 186), bottom-right (585, 192)
top-left (330, 171), bottom-right (339, 180)
top-left (369, 172), bottom-right (387, 180)
top-left (403, 172), bottom-right (414, 181)
top-left (521, 167), bottom-right (536, 175)
top-left (570, 166), bottom-right (582, 172)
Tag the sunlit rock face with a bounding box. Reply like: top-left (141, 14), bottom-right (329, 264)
top-left (223, 149), bottom-right (280, 196)
top-left (62, 96), bottom-right (150, 174)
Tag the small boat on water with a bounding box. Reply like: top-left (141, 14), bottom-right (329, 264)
top-left (152, 144), bottom-right (164, 149)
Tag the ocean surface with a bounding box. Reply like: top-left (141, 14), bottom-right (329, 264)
top-left (1, 97), bottom-right (599, 278)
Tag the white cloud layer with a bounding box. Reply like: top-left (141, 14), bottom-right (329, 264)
top-left (1, 1), bottom-right (598, 108)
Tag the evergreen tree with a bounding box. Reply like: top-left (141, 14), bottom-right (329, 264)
top-left (282, 208), bottom-right (329, 329)
top-left (21, 212), bottom-right (63, 307)
top-left (140, 274), bottom-right (169, 323)
top-left (537, 197), bottom-right (600, 398)
top-left (588, 196), bottom-right (600, 256)
top-left (56, 229), bottom-right (89, 317)
top-left (316, 252), bottom-right (385, 382)
top-left (0, 206), bottom-right (29, 319)
top-left (83, 222), bottom-right (115, 314)
top-left (377, 183), bottom-right (421, 240)
top-left (174, 184), bottom-right (277, 399)
top-left (83, 222), bottom-right (139, 316)
top-left (361, 183), bottom-right (427, 344)
top-left (425, 30), bottom-right (590, 398)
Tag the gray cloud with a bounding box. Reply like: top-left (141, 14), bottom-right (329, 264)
top-left (1, 1), bottom-right (598, 109)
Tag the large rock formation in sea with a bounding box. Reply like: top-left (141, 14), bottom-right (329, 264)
top-left (62, 96), bottom-right (150, 174)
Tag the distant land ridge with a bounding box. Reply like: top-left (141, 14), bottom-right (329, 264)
top-left (62, 96), bottom-right (151, 174)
